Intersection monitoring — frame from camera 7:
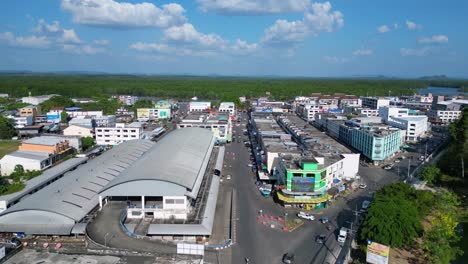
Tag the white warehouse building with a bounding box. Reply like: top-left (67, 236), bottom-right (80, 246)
top-left (379, 107), bottom-right (429, 142)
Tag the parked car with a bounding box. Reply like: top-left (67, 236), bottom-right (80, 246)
top-left (383, 164), bottom-right (393, 170)
top-left (282, 253), bottom-right (295, 264)
top-left (359, 184), bottom-right (367, 189)
top-left (361, 200), bottom-right (371, 212)
top-left (394, 159), bottom-right (401, 163)
top-left (297, 212), bottom-right (315, 220)
top-left (337, 228), bottom-right (347, 244)
top-left (419, 155), bottom-right (426, 161)
top-left (226, 175), bottom-right (231, 180)
top-left (315, 234), bottom-right (327, 244)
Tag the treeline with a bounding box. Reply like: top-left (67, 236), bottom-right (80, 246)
top-left (438, 108), bottom-right (468, 178)
top-left (0, 74), bottom-right (467, 100)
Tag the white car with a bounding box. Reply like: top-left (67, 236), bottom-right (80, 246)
top-left (226, 175), bottom-right (231, 180)
top-left (359, 184), bottom-right (367, 189)
top-left (297, 212), bottom-right (315, 220)
top-left (338, 227), bottom-right (347, 243)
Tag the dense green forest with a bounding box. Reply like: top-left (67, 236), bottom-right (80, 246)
top-left (0, 74), bottom-right (467, 100)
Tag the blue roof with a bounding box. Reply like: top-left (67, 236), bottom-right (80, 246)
top-left (65, 107), bottom-right (82, 111)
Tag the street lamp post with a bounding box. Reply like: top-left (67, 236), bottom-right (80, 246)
top-left (104, 232), bottom-right (110, 247)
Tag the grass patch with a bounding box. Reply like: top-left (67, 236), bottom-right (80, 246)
top-left (285, 218), bottom-right (304, 231)
top-left (0, 183), bottom-right (25, 195)
top-left (0, 140), bottom-right (20, 159)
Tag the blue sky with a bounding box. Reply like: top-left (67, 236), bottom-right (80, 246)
top-left (0, 0), bottom-right (466, 77)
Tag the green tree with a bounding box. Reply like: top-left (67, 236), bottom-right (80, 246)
top-left (133, 100), bottom-right (153, 109)
top-left (0, 115), bottom-right (17, 139)
top-left (60, 111), bottom-right (69, 123)
top-left (419, 166), bottom-right (441, 184)
top-left (81, 137), bottom-right (95, 151)
top-left (40, 96), bottom-right (75, 113)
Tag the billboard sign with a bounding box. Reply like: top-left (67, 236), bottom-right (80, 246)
top-left (291, 177), bottom-right (315, 192)
top-left (366, 241), bottom-right (390, 264)
top-left (137, 108), bottom-right (151, 121)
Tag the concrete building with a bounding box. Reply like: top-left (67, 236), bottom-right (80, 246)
top-left (95, 122), bottom-right (144, 145)
top-left (356, 108), bottom-right (379, 117)
top-left (178, 113), bottom-right (232, 143)
top-left (137, 107), bottom-right (172, 122)
top-left (94, 115), bottom-right (116, 127)
top-left (361, 97), bottom-right (390, 110)
top-left (46, 107), bottom-right (64, 123)
top-left (276, 114), bottom-right (360, 209)
top-left (115, 95), bottom-right (138, 106)
top-left (68, 116), bottom-right (95, 128)
top-left (71, 98), bottom-right (95, 104)
top-left (218, 102), bottom-right (236, 116)
top-left (19, 105), bottom-right (40, 120)
top-left (63, 125), bottom-right (94, 138)
top-left (0, 151), bottom-right (52, 176)
top-left (0, 94), bottom-right (8, 98)
top-left (0, 128), bottom-right (221, 240)
top-left (379, 107), bottom-right (428, 142)
top-left (11, 115), bottom-right (33, 128)
top-left (350, 125), bottom-right (402, 164)
top-left (189, 101), bottom-right (211, 112)
top-left (428, 99), bottom-right (468, 123)
top-left (65, 107), bottom-right (103, 118)
top-left (20, 136), bottom-right (72, 155)
top-left (21, 95), bottom-right (57, 105)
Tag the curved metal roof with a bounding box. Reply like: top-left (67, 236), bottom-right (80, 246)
top-left (100, 128), bottom-right (214, 196)
top-left (0, 140), bottom-right (154, 234)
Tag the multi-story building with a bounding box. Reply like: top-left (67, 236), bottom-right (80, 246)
top-left (178, 113), bottom-right (232, 143)
top-left (19, 105), bottom-right (40, 120)
top-left (68, 116), bottom-right (95, 128)
top-left (276, 114), bottom-right (360, 209)
top-left (114, 95), bottom-right (138, 106)
top-left (428, 98), bottom-right (468, 123)
top-left (339, 95), bottom-right (361, 108)
top-left (189, 101), bottom-right (211, 112)
top-left (379, 107), bottom-right (428, 142)
top-left (20, 137), bottom-right (71, 155)
top-left (63, 125), bottom-right (94, 138)
top-left (351, 125), bottom-right (401, 164)
top-left (46, 107), bottom-right (64, 123)
top-left (65, 107), bottom-right (103, 118)
top-left (218, 102), bottom-right (236, 116)
top-left (94, 115), bottom-right (116, 127)
top-left (10, 116), bottom-right (33, 128)
top-left (137, 107), bottom-right (172, 122)
top-left (361, 97), bottom-right (390, 109)
top-left (356, 108), bottom-right (379, 117)
top-left (95, 122), bottom-right (144, 145)
top-left (296, 103), bottom-right (326, 121)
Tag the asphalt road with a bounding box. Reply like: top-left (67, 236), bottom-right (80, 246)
top-left (226, 112), bottom-right (446, 264)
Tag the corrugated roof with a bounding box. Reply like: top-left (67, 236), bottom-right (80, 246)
top-left (0, 140), bottom-right (154, 233)
top-left (23, 136), bottom-right (66, 146)
top-left (4, 150), bottom-right (50, 160)
top-left (100, 128), bottom-right (214, 195)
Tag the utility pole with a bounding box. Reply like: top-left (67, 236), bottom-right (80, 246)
top-left (425, 142), bottom-right (428, 160)
top-left (462, 154), bottom-right (465, 178)
top-left (407, 158), bottom-right (411, 181)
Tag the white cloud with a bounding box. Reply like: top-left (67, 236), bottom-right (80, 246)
top-left (324, 56), bottom-right (348, 64)
top-left (0, 32), bottom-right (51, 48)
top-left (35, 19), bottom-right (81, 44)
top-left (400, 47), bottom-right (431, 57)
top-left (230, 39), bottom-right (258, 55)
top-left (377, 25), bottom-right (390, 33)
top-left (164, 23), bottom-right (227, 48)
top-left (393, 23), bottom-right (399, 29)
top-left (406, 20), bottom-right (422, 30)
top-left (353, 49), bottom-right (373, 56)
top-left (93, 39), bottom-right (110, 45)
top-left (197, 0), bottom-right (310, 14)
top-left (61, 0), bottom-right (186, 28)
top-left (63, 44), bottom-right (105, 55)
top-left (418, 35), bottom-right (448, 44)
top-left (61, 29), bottom-right (81, 43)
top-left (261, 2), bottom-right (343, 45)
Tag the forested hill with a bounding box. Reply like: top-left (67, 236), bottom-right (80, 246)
top-left (0, 74), bottom-right (467, 100)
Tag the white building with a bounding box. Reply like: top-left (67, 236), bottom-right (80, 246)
top-left (95, 122), bottom-right (144, 145)
top-left (189, 101), bottom-right (211, 112)
top-left (0, 93), bottom-right (8, 98)
top-left (361, 97), bottom-right (390, 110)
top-left (356, 108), bottom-right (379, 117)
top-left (94, 115), bottom-right (116, 127)
top-left (115, 95), bottom-right (138, 106)
top-left (218, 102), bottom-right (236, 116)
top-left (66, 110), bottom-right (103, 118)
top-left (428, 99), bottom-right (468, 123)
top-left (63, 125), bottom-right (94, 138)
top-left (379, 107), bottom-right (428, 142)
top-left (21, 95), bottom-right (57, 105)
top-left (0, 151), bottom-right (51, 176)
top-left (10, 116), bottom-right (33, 128)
